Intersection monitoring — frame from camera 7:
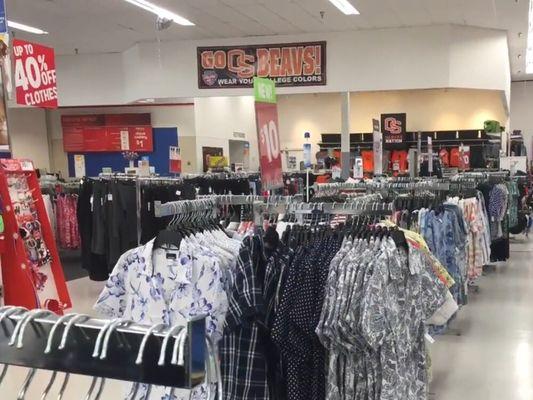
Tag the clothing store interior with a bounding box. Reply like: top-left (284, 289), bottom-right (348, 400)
top-left (1, 0), bottom-right (533, 399)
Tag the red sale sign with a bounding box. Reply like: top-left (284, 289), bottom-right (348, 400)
top-left (13, 39), bottom-right (58, 108)
top-left (255, 101), bottom-right (283, 190)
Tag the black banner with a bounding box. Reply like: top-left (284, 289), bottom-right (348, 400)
top-left (197, 41), bottom-right (327, 89)
top-left (381, 113), bottom-right (406, 145)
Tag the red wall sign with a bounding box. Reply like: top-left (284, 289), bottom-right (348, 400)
top-left (13, 39), bottom-right (58, 109)
top-left (255, 102), bottom-right (283, 190)
top-left (62, 114), bottom-right (153, 152)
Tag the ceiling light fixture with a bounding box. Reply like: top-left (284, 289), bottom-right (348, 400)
top-left (328, 0), bottom-right (360, 15)
top-left (526, 0), bottom-right (533, 73)
top-left (7, 20), bottom-right (48, 34)
top-left (123, 0), bottom-right (194, 26)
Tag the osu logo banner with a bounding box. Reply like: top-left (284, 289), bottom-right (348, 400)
top-left (197, 41), bottom-right (327, 89)
top-left (381, 113), bottom-right (406, 145)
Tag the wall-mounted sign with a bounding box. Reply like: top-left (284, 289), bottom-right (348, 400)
top-left (73, 154), bottom-right (86, 178)
top-left (62, 113), bottom-right (153, 152)
top-left (198, 41), bottom-right (326, 89)
top-left (381, 113), bottom-right (406, 145)
top-left (254, 78), bottom-right (283, 190)
top-left (13, 39), bottom-right (58, 108)
top-left (0, 0), bottom-right (7, 37)
top-left (169, 146), bottom-right (181, 174)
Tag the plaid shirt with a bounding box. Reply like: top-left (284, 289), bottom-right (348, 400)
top-left (220, 236), bottom-right (270, 400)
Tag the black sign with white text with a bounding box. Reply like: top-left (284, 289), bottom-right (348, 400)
top-left (381, 113), bottom-right (406, 145)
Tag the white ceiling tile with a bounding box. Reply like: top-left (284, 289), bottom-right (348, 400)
top-left (237, 4), bottom-right (303, 34)
top-left (263, 0), bottom-right (330, 32)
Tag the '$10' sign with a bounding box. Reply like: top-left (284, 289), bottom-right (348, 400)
top-left (14, 43), bottom-right (56, 91)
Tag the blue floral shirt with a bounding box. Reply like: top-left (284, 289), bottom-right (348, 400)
top-left (94, 237), bottom-right (229, 399)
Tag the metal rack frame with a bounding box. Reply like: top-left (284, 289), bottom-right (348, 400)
top-left (0, 310), bottom-right (206, 389)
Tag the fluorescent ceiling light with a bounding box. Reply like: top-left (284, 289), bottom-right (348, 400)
top-left (527, 0), bottom-right (533, 73)
top-left (329, 0), bottom-right (360, 15)
top-left (123, 0), bottom-right (194, 26)
top-left (7, 20), bottom-right (48, 34)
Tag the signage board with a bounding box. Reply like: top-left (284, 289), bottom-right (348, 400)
top-left (372, 119), bottom-right (383, 175)
top-left (303, 143), bottom-right (312, 168)
top-left (254, 78), bottom-right (283, 190)
top-left (381, 113), bottom-right (406, 145)
top-left (0, 0), bottom-right (7, 35)
top-left (198, 41), bottom-right (326, 89)
top-left (73, 155), bottom-right (86, 178)
top-left (169, 146), bottom-right (181, 174)
top-left (353, 156), bottom-right (363, 179)
top-left (13, 39), bottom-right (58, 108)
top-left (62, 114), bottom-right (153, 152)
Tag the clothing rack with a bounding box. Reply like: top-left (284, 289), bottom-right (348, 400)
top-left (0, 307), bottom-right (207, 389)
top-left (92, 174), bottom-right (185, 245)
top-left (314, 180), bottom-right (450, 194)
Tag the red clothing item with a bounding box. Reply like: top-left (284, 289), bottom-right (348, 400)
top-left (390, 150), bottom-right (408, 173)
top-left (361, 150), bottom-right (374, 173)
top-left (449, 148), bottom-right (460, 167)
top-left (439, 149), bottom-right (450, 167)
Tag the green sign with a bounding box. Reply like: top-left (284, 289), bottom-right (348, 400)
top-left (253, 77), bottom-right (277, 104)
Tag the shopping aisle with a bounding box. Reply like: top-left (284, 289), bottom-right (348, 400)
top-left (431, 238), bottom-right (533, 400)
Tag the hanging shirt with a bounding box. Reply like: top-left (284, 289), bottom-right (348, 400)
top-left (361, 150), bottom-right (374, 173)
top-left (390, 150), bottom-right (408, 173)
top-left (449, 148), bottom-right (460, 167)
top-left (94, 236), bottom-right (229, 400)
top-left (439, 148), bottom-right (450, 167)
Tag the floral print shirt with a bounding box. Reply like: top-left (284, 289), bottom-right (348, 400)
top-left (94, 236), bottom-right (229, 400)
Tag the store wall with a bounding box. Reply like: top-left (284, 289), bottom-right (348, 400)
top-left (510, 81), bottom-right (533, 158)
top-left (55, 25), bottom-right (511, 107)
top-left (56, 53), bottom-right (125, 106)
top-left (193, 96), bottom-right (259, 172)
top-left (277, 89), bottom-right (507, 158)
top-left (46, 104), bottom-right (196, 176)
top-left (7, 108), bottom-right (51, 171)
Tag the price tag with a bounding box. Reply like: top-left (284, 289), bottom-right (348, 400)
top-left (20, 160), bottom-right (34, 171)
top-left (120, 130), bottom-right (130, 150)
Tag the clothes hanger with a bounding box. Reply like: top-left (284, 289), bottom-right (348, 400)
top-left (0, 307), bottom-right (29, 389)
top-left (85, 318), bottom-right (124, 400)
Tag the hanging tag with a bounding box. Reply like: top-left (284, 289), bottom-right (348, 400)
top-left (107, 194), bottom-right (113, 201)
top-left (147, 202), bottom-right (151, 212)
top-left (90, 196), bottom-right (94, 212)
top-left (425, 333), bottom-right (435, 344)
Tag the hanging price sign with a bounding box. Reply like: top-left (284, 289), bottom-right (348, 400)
top-left (254, 77), bottom-right (283, 190)
top-left (13, 39), bottom-right (58, 108)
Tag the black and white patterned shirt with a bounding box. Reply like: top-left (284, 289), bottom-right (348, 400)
top-left (220, 236), bottom-right (270, 400)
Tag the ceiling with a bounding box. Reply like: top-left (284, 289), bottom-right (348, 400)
top-left (5, 0), bottom-right (530, 81)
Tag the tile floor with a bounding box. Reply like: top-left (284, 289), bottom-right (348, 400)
top-left (1, 238), bottom-right (533, 399)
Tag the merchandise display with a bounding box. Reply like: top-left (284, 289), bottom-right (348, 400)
top-left (1, 2), bottom-right (533, 398)
top-left (91, 188), bottom-right (462, 399)
top-left (0, 159), bottom-right (71, 311)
